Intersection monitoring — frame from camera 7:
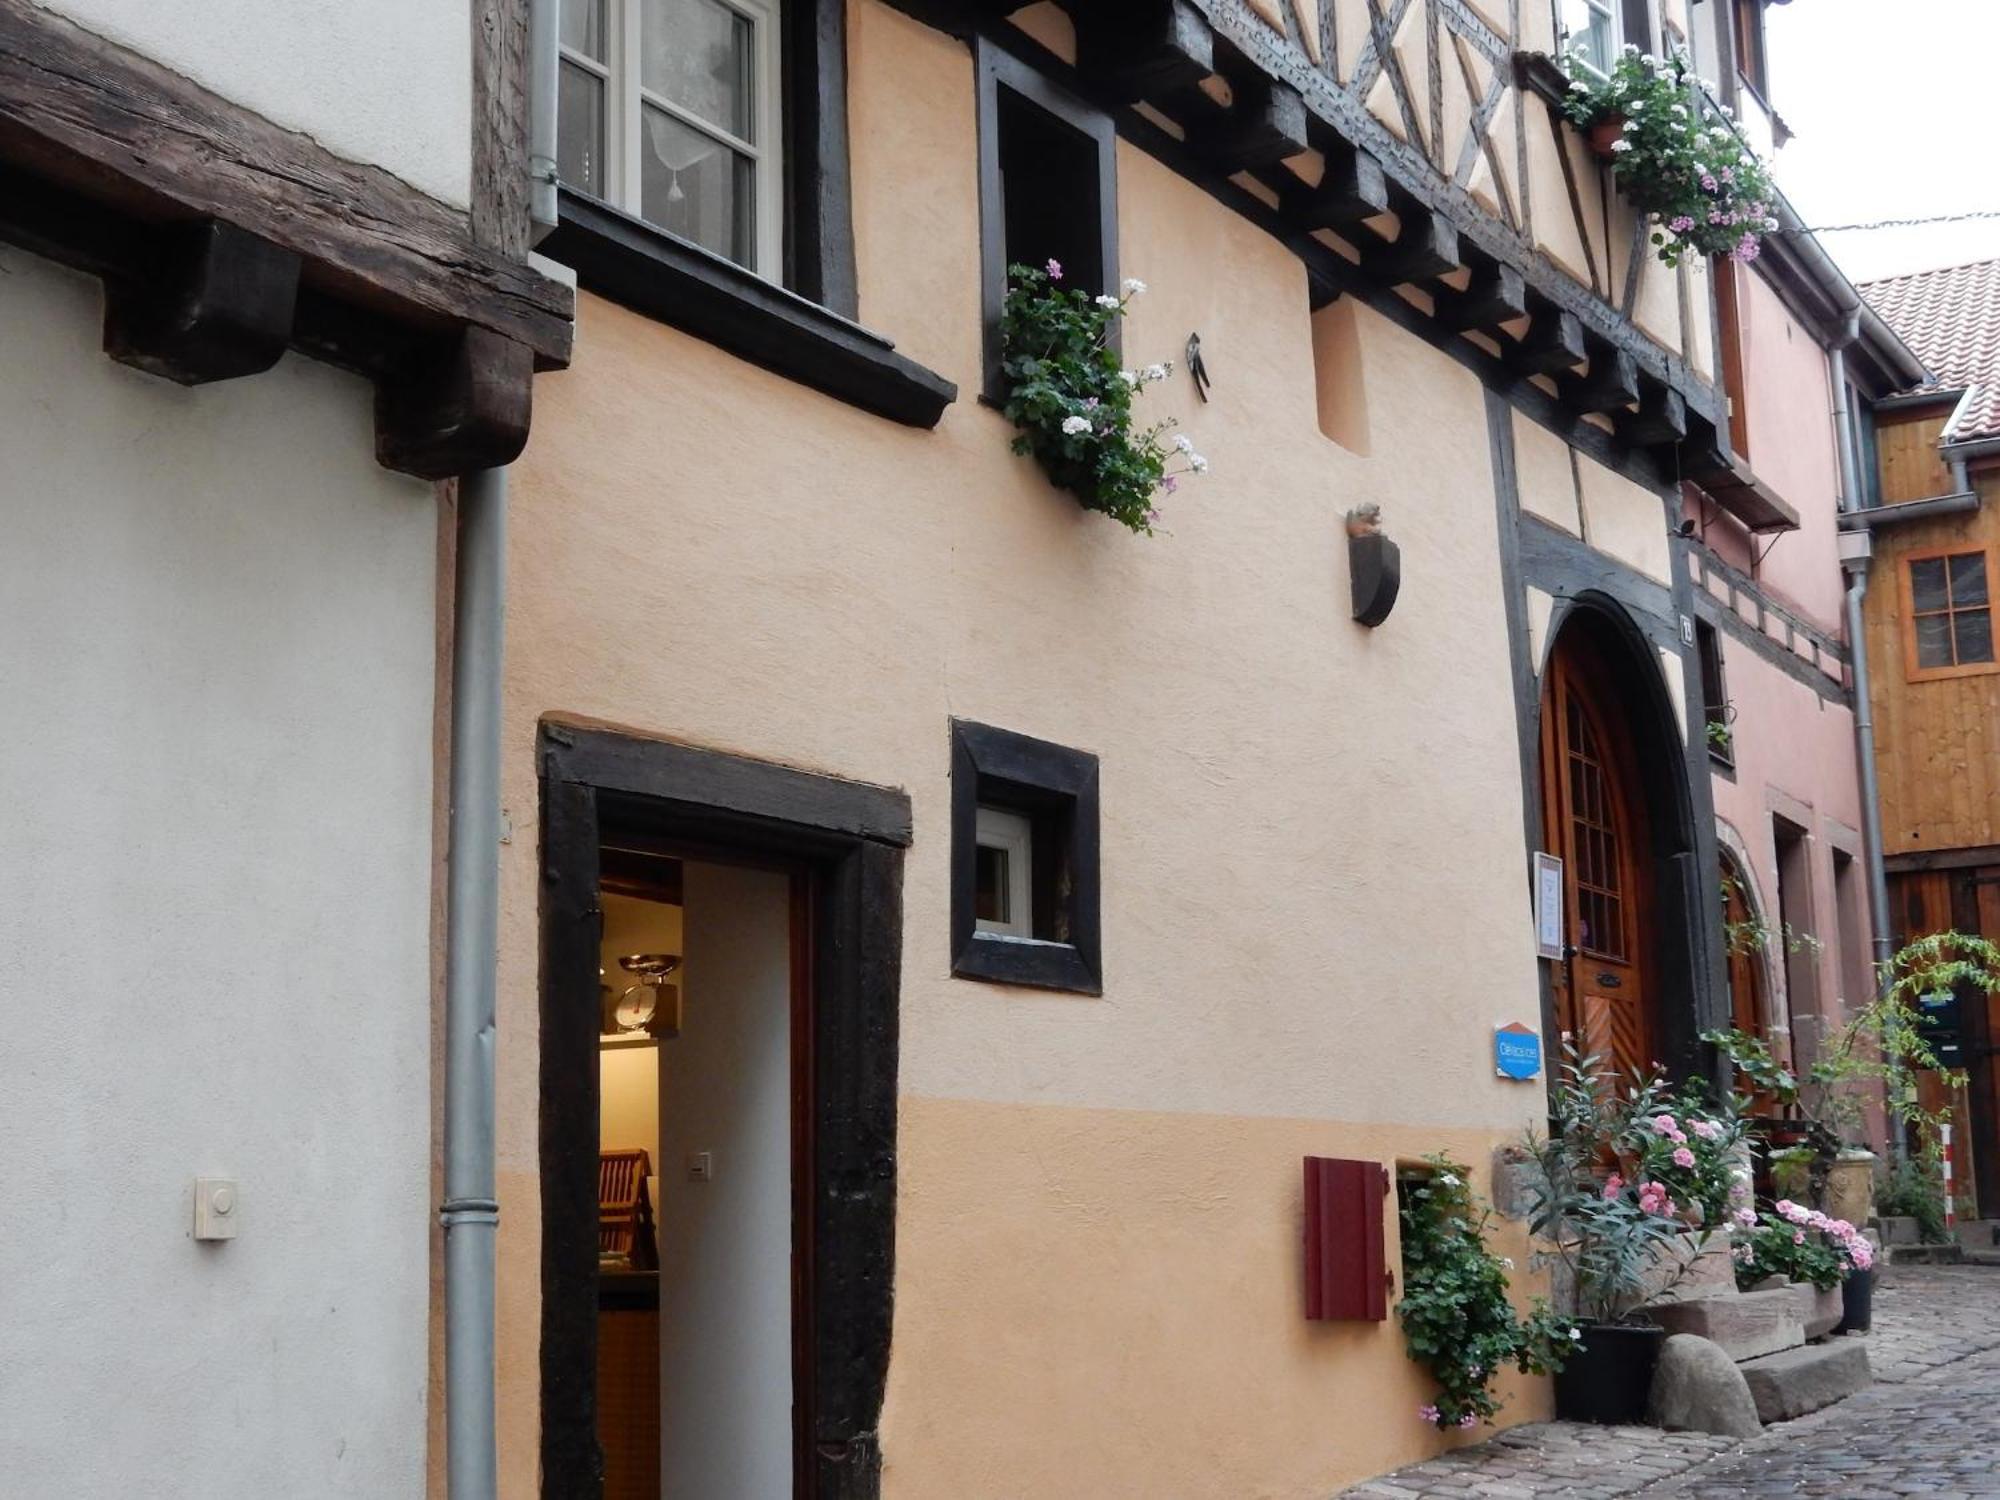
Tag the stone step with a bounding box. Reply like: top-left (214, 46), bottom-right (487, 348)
top-left (1887, 1241), bottom-right (1965, 1265)
top-left (1738, 1339), bottom-right (1871, 1423)
top-left (1646, 1286), bottom-right (1809, 1363)
top-left (1952, 1218), bottom-right (2000, 1248)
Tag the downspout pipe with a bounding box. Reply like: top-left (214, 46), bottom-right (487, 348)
top-left (528, 0), bottom-right (560, 242)
top-left (442, 467), bottom-right (507, 1500)
top-left (1830, 316), bottom-right (1905, 1166)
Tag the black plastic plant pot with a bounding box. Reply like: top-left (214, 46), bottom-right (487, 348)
top-left (1553, 1323), bottom-right (1666, 1425)
top-left (1837, 1267), bottom-right (1874, 1334)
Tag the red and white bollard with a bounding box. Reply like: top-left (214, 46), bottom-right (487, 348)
top-left (1943, 1123), bottom-right (1957, 1235)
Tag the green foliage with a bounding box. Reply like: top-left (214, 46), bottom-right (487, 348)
top-left (997, 262), bottom-right (1203, 535)
top-left (1876, 1154), bottom-right (1948, 1244)
top-left (1561, 48), bottom-right (1775, 267)
top-left (1396, 1155), bottom-right (1577, 1430)
top-left (1705, 720), bottom-right (1733, 752)
top-left (1719, 875), bottom-right (1820, 960)
top-left (1515, 1046), bottom-right (1735, 1324)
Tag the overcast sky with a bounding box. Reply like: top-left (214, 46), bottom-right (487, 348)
top-left (1763, 0), bottom-right (2000, 284)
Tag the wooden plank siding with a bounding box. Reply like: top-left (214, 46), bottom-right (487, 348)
top-left (1866, 463), bottom-right (2000, 857)
top-left (1875, 406), bottom-right (1955, 506)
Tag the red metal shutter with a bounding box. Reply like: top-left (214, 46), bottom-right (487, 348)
top-left (1302, 1156), bottom-right (1390, 1321)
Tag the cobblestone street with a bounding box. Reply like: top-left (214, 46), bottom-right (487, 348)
top-left (1341, 1266), bottom-right (2000, 1499)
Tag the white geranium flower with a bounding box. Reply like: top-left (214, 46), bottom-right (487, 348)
top-left (1121, 277), bottom-right (1148, 295)
top-left (1610, 139), bottom-right (1633, 153)
top-left (1094, 294), bottom-right (1121, 309)
top-left (1440, 1173), bottom-right (1460, 1186)
top-left (1143, 362), bottom-right (1168, 382)
top-left (1118, 369), bottom-right (1139, 388)
top-left (1173, 434), bottom-right (1194, 453)
top-left (1060, 415), bottom-right (1091, 435)
top-left (1188, 454), bottom-right (1209, 474)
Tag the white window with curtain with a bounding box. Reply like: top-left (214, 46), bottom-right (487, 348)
top-left (557, 0), bottom-right (783, 278)
top-left (1556, 0), bottom-right (1619, 77)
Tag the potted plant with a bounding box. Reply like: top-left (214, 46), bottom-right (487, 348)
top-left (1560, 47), bottom-right (1777, 267)
top-left (1395, 1155), bottom-right (1578, 1432)
top-left (1734, 1199), bottom-right (1872, 1337)
top-left (997, 261), bottom-right (1206, 535)
top-left (1516, 1048), bottom-right (1737, 1423)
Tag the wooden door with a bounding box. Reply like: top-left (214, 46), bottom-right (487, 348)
top-left (1721, 852), bottom-right (1777, 1115)
top-left (1541, 638), bottom-right (1656, 1083)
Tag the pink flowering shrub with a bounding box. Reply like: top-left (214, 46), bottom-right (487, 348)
top-left (1561, 47), bottom-right (1776, 267)
top-left (1733, 1199), bottom-right (1870, 1290)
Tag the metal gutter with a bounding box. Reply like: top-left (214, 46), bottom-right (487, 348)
top-left (1837, 490), bottom-right (1980, 530)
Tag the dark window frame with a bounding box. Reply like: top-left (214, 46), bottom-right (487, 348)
top-left (1904, 547), bottom-right (1999, 681)
top-left (539, 0), bottom-right (957, 429)
top-left (975, 40), bottom-right (1120, 400)
top-left (1695, 618), bottom-right (1734, 768)
top-left (950, 719), bottom-right (1102, 995)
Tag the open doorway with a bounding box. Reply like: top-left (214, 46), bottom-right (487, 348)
top-left (592, 849), bottom-right (798, 1498)
top-left (541, 724), bottom-right (909, 1500)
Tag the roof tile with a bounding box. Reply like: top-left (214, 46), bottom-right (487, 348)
top-left (1861, 256), bottom-right (2000, 444)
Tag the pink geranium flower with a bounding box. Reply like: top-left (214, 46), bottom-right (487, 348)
top-left (1602, 1172), bottom-right (1625, 1200)
top-left (1672, 1146), bottom-right (1696, 1169)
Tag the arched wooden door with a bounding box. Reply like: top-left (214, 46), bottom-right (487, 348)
top-left (1540, 631), bottom-right (1657, 1083)
top-left (1721, 848), bottom-right (1778, 1114)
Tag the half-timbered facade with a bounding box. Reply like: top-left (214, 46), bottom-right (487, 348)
top-left (494, 0), bottom-right (1789, 1495)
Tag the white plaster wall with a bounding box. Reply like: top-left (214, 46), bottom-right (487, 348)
top-left (31, 0), bottom-right (472, 207)
top-left (658, 864), bottom-right (793, 1499)
top-left (0, 248), bottom-right (437, 1496)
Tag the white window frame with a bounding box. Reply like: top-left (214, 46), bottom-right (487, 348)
top-left (558, 0), bottom-right (784, 280)
top-left (973, 806), bottom-right (1034, 940)
top-left (1556, 0), bottom-right (1620, 79)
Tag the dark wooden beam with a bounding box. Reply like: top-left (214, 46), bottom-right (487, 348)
top-left (0, 0), bottom-right (571, 369)
top-left (1512, 306), bottom-right (1588, 376)
top-left (1437, 260), bottom-right (1526, 333)
top-left (1366, 204), bottom-right (1461, 284)
top-left (1077, 0), bottom-right (1213, 103)
top-left (375, 325), bottom-right (534, 480)
top-left (1286, 146), bottom-right (1390, 228)
top-left (1191, 77), bottom-right (1309, 172)
top-left (1568, 344), bottom-right (1641, 414)
top-left (1621, 382), bottom-right (1688, 445)
top-left (101, 218), bottom-right (299, 384)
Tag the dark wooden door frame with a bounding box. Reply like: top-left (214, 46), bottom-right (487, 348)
top-left (539, 720), bottom-right (909, 1500)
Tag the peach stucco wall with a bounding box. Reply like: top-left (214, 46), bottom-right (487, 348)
top-left (486, 4), bottom-right (1595, 1494)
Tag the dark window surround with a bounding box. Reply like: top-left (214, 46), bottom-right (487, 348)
top-left (975, 40), bottom-right (1120, 400)
top-left (1695, 618), bottom-right (1733, 768)
top-left (539, 722), bottom-right (908, 1500)
top-left (950, 718), bottom-right (1102, 995)
top-left (543, 190), bottom-right (955, 427)
top-left (538, 0), bottom-right (956, 430)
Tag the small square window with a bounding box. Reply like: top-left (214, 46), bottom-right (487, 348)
top-left (951, 720), bottom-right (1101, 994)
top-left (1695, 619), bottom-right (1733, 766)
top-left (1906, 549), bottom-right (1998, 678)
top-left (976, 43), bottom-right (1118, 398)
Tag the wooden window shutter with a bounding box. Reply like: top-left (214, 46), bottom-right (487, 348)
top-left (1303, 1156), bottom-right (1391, 1321)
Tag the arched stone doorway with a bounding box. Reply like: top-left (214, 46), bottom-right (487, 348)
top-left (1536, 599), bottom-right (1710, 1082)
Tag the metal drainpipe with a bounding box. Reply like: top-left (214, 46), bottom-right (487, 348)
top-left (1830, 318), bottom-right (1904, 1167)
top-left (442, 466), bottom-right (507, 1499)
top-left (528, 0), bottom-right (560, 242)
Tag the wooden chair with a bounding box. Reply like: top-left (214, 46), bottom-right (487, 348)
top-left (599, 1148), bottom-right (658, 1269)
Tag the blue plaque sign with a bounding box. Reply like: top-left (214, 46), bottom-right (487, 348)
top-left (1494, 1023), bottom-right (1542, 1081)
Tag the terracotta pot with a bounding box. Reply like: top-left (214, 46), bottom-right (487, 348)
top-left (1587, 112), bottom-right (1627, 160)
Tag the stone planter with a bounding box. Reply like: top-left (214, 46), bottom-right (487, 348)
top-left (1549, 1230), bottom-right (1732, 1311)
top-left (1805, 1283), bottom-right (1844, 1340)
top-left (1827, 1152), bottom-right (1875, 1226)
top-left (1877, 1214), bottom-right (1921, 1245)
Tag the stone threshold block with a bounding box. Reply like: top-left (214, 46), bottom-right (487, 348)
top-left (1646, 1285), bottom-right (1810, 1363)
top-left (1738, 1339), bottom-right (1871, 1423)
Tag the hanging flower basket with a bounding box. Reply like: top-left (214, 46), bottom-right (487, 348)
top-left (1562, 47), bottom-right (1777, 268)
top-left (998, 261), bottom-right (1206, 536)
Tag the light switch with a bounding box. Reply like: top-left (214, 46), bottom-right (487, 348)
top-left (687, 1151), bottom-right (714, 1182)
top-left (194, 1177), bottom-right (239, 1241)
